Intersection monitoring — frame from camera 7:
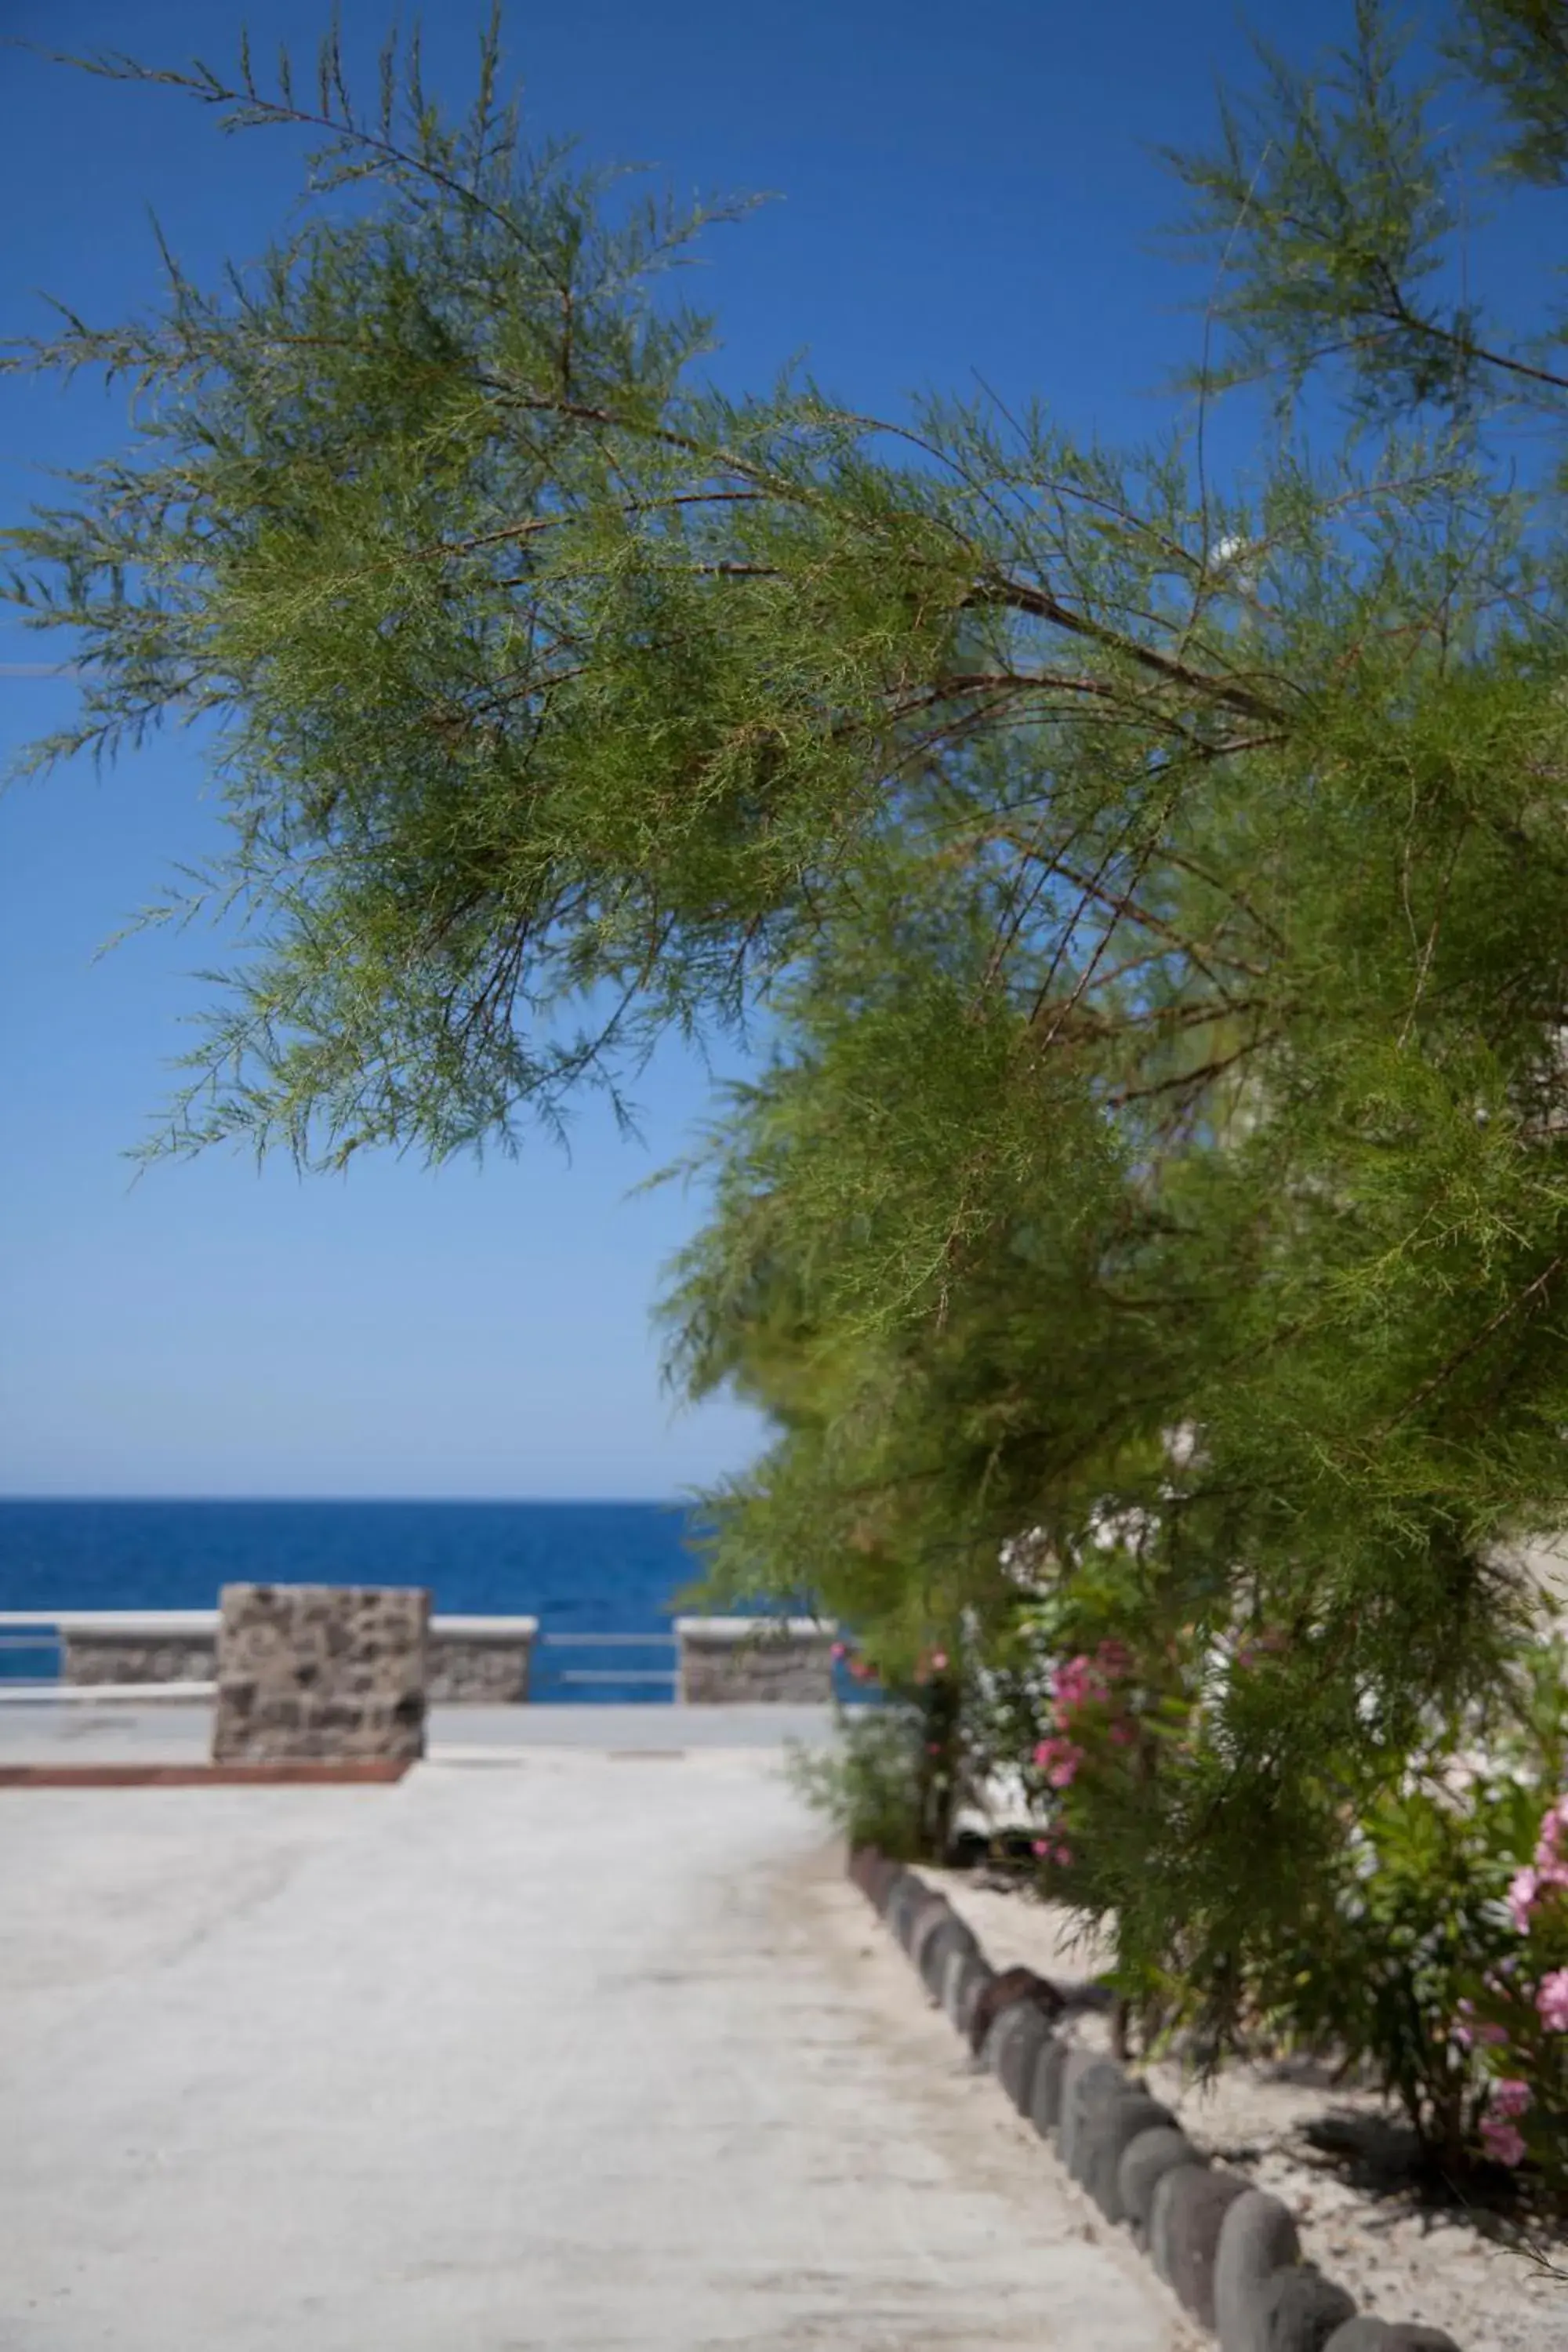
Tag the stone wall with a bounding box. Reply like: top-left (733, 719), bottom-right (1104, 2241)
top-left (47, 1610), bottom-right (535, 1704)
top-left (212, 1584), bottom-right (430, 1764)
top-left (675, 1617), bottom-right (837, 1704)
top-left (64, 1630), bottom-right (217, 1685)
top-left (427, 1621), bottom-right (534, 1704)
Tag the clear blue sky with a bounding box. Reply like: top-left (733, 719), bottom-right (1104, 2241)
top-left (0, 0), bottom-right (1354, 1499)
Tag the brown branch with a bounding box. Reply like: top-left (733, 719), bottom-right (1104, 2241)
top-left (1378, 1257), bottom-right (1568, 1436)
top-left (965, 572), bottom-right (1292, 725)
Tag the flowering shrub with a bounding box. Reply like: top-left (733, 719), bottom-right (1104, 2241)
top-left (800, 1637), bottom-right (966, 1860)
top-left (1460, 1783), bottom-right (1568, 2187)
top-left (1236, 1647), bottom-right (1568, 2198)
top-left (1033, 1641), bottom-right (1137, 1791)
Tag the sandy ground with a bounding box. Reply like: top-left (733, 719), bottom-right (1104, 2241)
top-left (930, 1870), bottom-right (1565, 2352)
top-left (0, 1747), bottom-right (1181, 2352)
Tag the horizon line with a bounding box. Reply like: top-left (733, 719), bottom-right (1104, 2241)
top-left (0, 1492), bottom-right (701, 1508)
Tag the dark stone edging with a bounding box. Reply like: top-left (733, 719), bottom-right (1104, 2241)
top-left (845, 1846), bottom-right (1463, 2352)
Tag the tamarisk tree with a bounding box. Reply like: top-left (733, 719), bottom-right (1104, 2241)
top-left (7, 2), bottom-right (1568, 2016)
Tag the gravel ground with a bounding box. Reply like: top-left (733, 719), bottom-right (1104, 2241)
top-left (928, 1868), bottom-right (1566, 2352)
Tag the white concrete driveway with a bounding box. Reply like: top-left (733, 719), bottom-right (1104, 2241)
top-left (0, 1745), bottom-right (1179, 2351)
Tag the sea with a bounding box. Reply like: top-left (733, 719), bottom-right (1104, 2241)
top-left (0, 1497), bottom-right (815, 1704)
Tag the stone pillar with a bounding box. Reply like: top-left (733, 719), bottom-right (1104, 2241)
top-left (426, 1617), bottom-right (538, 1703)
top-left (212, 1584), bottom-right (430, 1765)
top-left (675, 1617), bottom-right (837, 1702)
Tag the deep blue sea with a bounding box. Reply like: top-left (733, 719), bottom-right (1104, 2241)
top-left (0, 1498), bottom-right (797, 1703)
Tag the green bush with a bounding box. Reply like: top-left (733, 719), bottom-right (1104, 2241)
top-left (1244, 1641), bottom-right (1568, 2198)
top-left (787, 1697), bottom-right (934, 1859)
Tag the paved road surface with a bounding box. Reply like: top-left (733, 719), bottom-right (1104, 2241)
top-left (0, 1744), bottom-right (1178, 2351)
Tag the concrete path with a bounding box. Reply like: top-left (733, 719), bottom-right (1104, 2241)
top-left (0, 1746), bottom-right (1180, 2351)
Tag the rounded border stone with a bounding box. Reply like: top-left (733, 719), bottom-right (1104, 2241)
top-left (982, 1998), bottom-right (1038, 2082)
top-left (1058, 2049), bottom-right (1125, 2169)
top-left (997, 2006), bottom-right (1054, 2115)
top-left (1151, 2164), bottom-right (1250, 2327)
top-left (863, 1852), bottom-right (898, 1909)
top-left (1256, 2267), bottom-right (1356, 2352)
top-left (908, 1896), bottom-right (954, 1972)
top-left (955, 1956), bottom-right (993, 2039)
top-left (1214, 2188), bottom-right (1303, 2352)
top-left (884, 1871), bottom-right (924, 1941)
top-left (1029, 2034), bottom-right (1072, 2136)
top-left (920, 1913), bottom-right (978, 1999)
top-left (967, 1965), bottom-right (1060, 2058)
top-left (1080, 2088), bottom-right (1176, 2223)
top-left (938, 1942), bottom-right (971, 2022)
top-left (899, 1889), bottom-right (947, 1958)
top-left (1119, 2125), bottom-right (1203, 2245)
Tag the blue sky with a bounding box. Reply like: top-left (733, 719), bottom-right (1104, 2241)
top-left (0, 0), bottom-right (1374, 1498)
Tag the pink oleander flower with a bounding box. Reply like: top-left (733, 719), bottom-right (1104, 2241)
top-left (1509, 1867), bottom-right (1541, 1933)
top-left (1536, 1969), bottom-right (1568, 2031)
top-left (1094, 1639), bottom-right (1132, 1677)
top-left (1033, 1733), bottom-right (1084, 1788)
top-left (1480, 2116), bottom-right (1527, 2168)
top-left (1536, 1796), bottom-right (1568, 1864)
top-left (1051, 1654), bottom-right (1109, 1715)
top-left (1490, 2079), bottom-right (1532, 2121)
top-left (1477, 2024), bottom-right (1511, 2048)
top-left (930, 1650), bottom-right (948, 1672)
top-left (1033, 1838), bottom-right (1050, 1857)
top-left (1051, 1839), bottom-right (1073, 1867)
top-left (1108, 1719), bottom-right (1136, 1748)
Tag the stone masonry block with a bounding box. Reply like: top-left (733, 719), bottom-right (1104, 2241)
top-left (212, 1583), bottom-right (429, 1766)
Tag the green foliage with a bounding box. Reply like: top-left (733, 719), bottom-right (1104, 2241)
top-left (1167, 0), bottom-right (1568, 434)
top-left (1253, 1777), bottom-right (1521, 2171)
top-left (1240, 1650), bottom-right (1568, 2201)
top-left (786, 1700), bottom-right (934, 1862)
